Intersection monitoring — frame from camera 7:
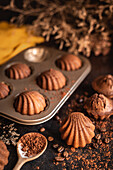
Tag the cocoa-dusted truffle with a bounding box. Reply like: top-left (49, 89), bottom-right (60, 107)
top-left (6, 63), bottom-right (31, 79)
top-left (92, 74), bottom-right (113, 98)
top-left (59, 112), bottom-right (95, 148)
top-left (37, 69), bottom-right (66, 90)
top-left (56, 54), bottom-right (82, 71)
top-left (0, 82), bottom-right (10, 99)
top-left (84, 93), bottom-right (113, 120)
top-left (14, 91), bottom-right (46, 115)
top-left (0, 140), bottom-right (9, 170)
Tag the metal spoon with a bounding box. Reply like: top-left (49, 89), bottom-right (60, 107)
top-left (13, 132), bottom-right (47, 170)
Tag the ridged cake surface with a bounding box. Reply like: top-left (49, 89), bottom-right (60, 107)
top-left (0, 82), bottom-right (10, 99)
top-left (0, 140), bottom-right (9, 170)
top-left (56, 54), bottom-right (82, 71)
top-left (6, 63), bottom-right (31, 79)
top-left (14, 91), bottom-right (46, 115)
top-left (84, 93), bottom-right (113, 120)
top-left (92, 74), bottom-right (113, 98)
top-left (59, 112), bottom-right (95, 148)
top-left (37, 69), bottom-right (66, 90)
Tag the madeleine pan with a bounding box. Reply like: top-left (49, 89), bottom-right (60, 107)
top-left (0, 46), bottom-right (91, 125)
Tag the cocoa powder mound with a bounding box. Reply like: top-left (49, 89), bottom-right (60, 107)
top-left (20, 133), bottom-right (46, 157)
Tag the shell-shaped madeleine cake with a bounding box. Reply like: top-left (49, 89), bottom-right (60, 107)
top-left (6, 63), bottom-right (31, 79)
top-left (92, 74), bottom-right (113, 98)
top-left (0, 140), bottom-right (9, 170)
top-left (56, 54), bottom-right (82, 71)
top-left (0, 82), bottom-right (10, 99)
top-left (59, 112), bottom-right (95, 148)
top-left (14, 91), bottom-right (46, 115)
top-left (37, 69), bottom-right (66, 90)
top-left (84, 93), bottom-right (113, 120)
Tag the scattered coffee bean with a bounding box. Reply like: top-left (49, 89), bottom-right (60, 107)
top-left (55, 115), bottom-right (61, 121)
top-left (63, 151), bottom-right (68, 158)
top-left (53, 144), bottom-right (59, 149)
top-left (95, 134), bottom-right (101, 140)
top-left (59, 120), bottom-right (62, 124)
top-left (40, 127), bottom-right (45, 132)
top-left (84, 91), bottom-right (88, 96)
top-left (100, 127), bottom-right (106, 132)
top-left (93, 143), bottom-right (99, 149)
top-left (55, 115), bottom-right (62, 124)
top-left (71, 147), bottom-right (75, 152)
top-left (97, 139), bottom-right (102, 145)
top-left (48, 136), bottom-right (54, 141)
top-left (104, 138), bottom-right (110, 144)
top-left (57, 146), bottom-right (64, 153)
top-left (78, 98), bottom-right (84, 103)
top-left (55, 156), bottom-right (65, 162)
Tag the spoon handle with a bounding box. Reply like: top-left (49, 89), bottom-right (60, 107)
top-left (13, 158), bottom-right (25, 170)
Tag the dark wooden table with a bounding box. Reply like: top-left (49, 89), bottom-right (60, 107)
top-left (1, 44), bottom-right (113, 170)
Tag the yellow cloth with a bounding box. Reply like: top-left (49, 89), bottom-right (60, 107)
top-left (0, 22), bottom-right (44, 65)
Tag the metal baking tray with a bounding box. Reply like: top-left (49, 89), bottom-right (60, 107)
top-left (0, 46), bottom-right (91, 125)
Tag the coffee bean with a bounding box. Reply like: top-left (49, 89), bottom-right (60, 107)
top-left (104, 138), bottom-right (110, 144)
top-left (78, 98), bottom-right (84, 103)
top-left (93, 143), bottom-right (98, 149)
top-left (57, 146), bottom-right (64, 153)
top-left (97, 139), bottom-right (102, 145)
top-left (55, 115), bottom-right (60, 121)
top-left (71, 147), bottom-right (75, 152)
top-left (95, 134), bottom-right (101, 140)
top-left (63, 151), bottom-right (68, 158)
top-left (40, 127), bottom-right (45, 132)
top-left (53, 144), bottom-right (59, 149)
top-left (100, 127), bottom-right (106, 132)
top-left (84, 92), bottom-right (88, 96)
top-left (48, 136), bottom-right (54, 141)
top-left (55, 156), bottom-right (65, 162)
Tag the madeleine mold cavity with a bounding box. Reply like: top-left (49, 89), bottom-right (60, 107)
top-left (0, 82), bottom-right (10, 99)
top-left (14, 91), bottom-right (46, 115)
top-left (37, 68), bottom-right (66, 90)
top-left (5, 63), bottom-right (31, 80)
top-left (24, 48), bottom-right (48, 63)
top-left (56, 54), bottom-right (82, 71)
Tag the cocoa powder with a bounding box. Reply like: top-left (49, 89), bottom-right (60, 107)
top-left (19, 133), bottom-right (46, 157)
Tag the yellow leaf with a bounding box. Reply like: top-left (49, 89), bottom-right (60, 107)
top-left (0, 22), bottom-right (45, 65)
top-left (0, 21), bottom-right (13, 30)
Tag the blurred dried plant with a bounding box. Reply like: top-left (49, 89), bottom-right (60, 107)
top-left (0, 0), bottom-right (113, 57)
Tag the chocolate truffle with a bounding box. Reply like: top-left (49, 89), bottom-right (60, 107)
top-left (14, 91), bottom-right (46, 115)
top-left (92, 74), bottom-right (113, 98)
top-left (6, 63), bottom-right (31, 79)
top-left (37, 69), bottom-right (66, 90)
top-left (59, 112), bottom-right (95, 148)
top-left (0, 140), bottom-right (9, 170)
top-left (56, 54), bottom-right (82, 71)
top-left (0, 82), bottom-right (10, 99)
top-left (84, 93), bottom-right (113, 120)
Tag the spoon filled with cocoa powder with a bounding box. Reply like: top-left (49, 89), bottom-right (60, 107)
top-left (13, 132), bottom-right (47, 170)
